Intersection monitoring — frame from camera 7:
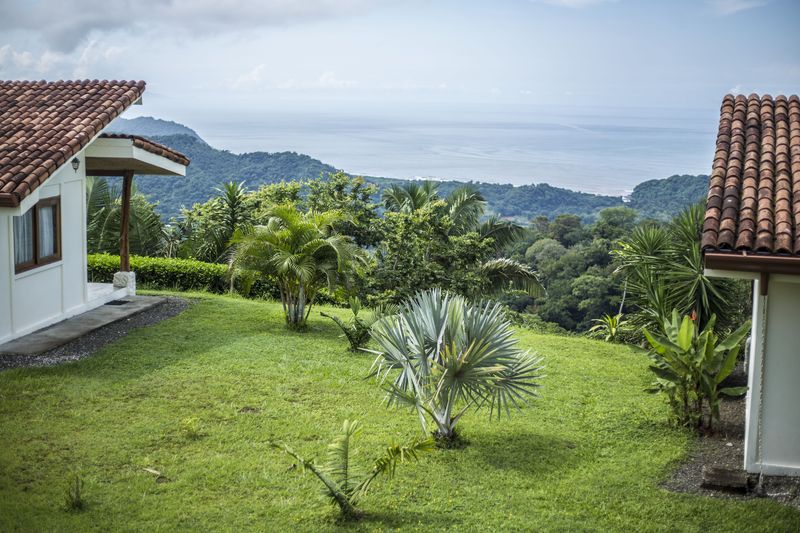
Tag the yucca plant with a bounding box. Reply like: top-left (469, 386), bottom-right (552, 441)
top-left (368, 288), bottom-right (544, 443)
top-left (269, 420), bottom-right (433, 519)
top-left (643, 310), bottom-right (750, 431)
top-left (588, 313), bottom-right (628, 343)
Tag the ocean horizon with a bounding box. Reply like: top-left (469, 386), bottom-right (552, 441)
top-left (165, 102), bottom-right (718, 196)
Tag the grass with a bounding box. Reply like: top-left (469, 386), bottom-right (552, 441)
top-left (0, 293), bottom-right (797, 531)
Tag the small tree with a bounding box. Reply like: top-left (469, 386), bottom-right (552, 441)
top-left (230, 205), bottom-right (367, 329)
top-left (368, 288), bottom-right (544, 443)
top-left (643, 310), bottom-right (750, 431)
top-left (270, 420), bottom-right (433, 519)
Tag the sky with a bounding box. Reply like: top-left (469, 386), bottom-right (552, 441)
top-left (1, 0), bottom-right (798, 135)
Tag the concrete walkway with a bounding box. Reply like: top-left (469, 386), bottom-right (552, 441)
top-left (0, 296), bottom-right (166, 356)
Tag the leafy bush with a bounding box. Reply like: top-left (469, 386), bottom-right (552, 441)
top-left (269, 420), bottom-right (433, 519)
top-left (505, 310), bottom-right (570, 336)
top-left (87, 253), bottom-right (279, 298)
top-left (643, 310), bottom-right (750, 431)
top-left (368, 288), bottom-right (544, 443)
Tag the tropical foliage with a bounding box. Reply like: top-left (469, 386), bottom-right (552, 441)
top-left (588, 313), bottom-right (628, 343)
top-left (372, 182), bottom-right (540, 303)
top-left (86, 176), bottom-right (165, 256)
top-left (229, 205), bottom-right (366, 328)
top-left (368, 289), bottom-right (544, 442)
top-left (614, 203), bottom-right (749, 333)
top-left (269, 420), bottom-right (433, 519)
top-left (643, 311), bottom-right (750, 430)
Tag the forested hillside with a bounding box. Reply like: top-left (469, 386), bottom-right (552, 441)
top-left (114, 117), bottom-right (708, 221)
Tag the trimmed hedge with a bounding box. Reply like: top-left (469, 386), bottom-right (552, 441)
top-left (87, 254), bottom-right (280, 298)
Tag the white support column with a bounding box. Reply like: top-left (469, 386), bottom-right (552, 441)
top-left (743, 276), bottom-right (765, 473)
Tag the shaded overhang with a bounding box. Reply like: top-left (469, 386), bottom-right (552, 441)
top-left (704, 251), bottom-right (800, 276)
top-left (85, 136), bottom-right (187, 177)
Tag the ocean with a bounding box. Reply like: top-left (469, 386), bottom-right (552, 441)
top-left (187, 102), bottom-right (718, 196)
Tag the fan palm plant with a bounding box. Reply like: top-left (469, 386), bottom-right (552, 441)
top-left (270, 420), bottom-right (433, 519)
top-left (229, 205), bottom-right (367, 329)
top-left (368, 288), bottom-right (544, 443)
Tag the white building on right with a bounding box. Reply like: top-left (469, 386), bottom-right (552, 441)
top-left (702, 93), bottom-right (800, 476)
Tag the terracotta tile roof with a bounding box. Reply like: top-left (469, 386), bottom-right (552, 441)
top-left (98, 133), bottom-right (190, 166)
top-left (701, 93), bottom-right (800, 256)
top-left (0, 79), bottom-right (146, 207)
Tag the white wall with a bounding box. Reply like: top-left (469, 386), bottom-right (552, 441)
top-left (0, 154), bottom-right (88, 344)
top-left (745, 276), bottom-right (800, 476)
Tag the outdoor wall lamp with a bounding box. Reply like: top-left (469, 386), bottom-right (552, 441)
top-left (71, 157), bottom-right (80, 172)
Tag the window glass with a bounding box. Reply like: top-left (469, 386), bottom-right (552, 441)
top-left (13, 209), bottom-right (34, 265)
top-left (38, 204), bottom-right (57, 258)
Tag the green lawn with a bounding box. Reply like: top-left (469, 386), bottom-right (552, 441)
top-left (0, 294), bottom-right (797, 532)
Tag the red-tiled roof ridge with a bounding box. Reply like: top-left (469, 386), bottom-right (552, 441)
top-left (0, 79), bottom-right (146, 207)
top-left (98, 133), bottom-right (190, 167)
top-left (701, 92), bottom-right (800, 257)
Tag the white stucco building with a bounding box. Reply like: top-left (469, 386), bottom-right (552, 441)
top-left (701, 93), bottom-right (800, 476)
top-left (0, 80), bottom-right (188, 346)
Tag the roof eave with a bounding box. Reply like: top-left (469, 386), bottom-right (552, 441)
top-left (704, 251), bottom-right (800, 276)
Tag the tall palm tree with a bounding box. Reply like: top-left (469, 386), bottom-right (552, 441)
top-left (86, 176), bottom-right (165, 256)
top-left (229, 205), bottom-right (367, 329)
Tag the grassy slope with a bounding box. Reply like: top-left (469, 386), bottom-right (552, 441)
top-left (0, 294), bottom-right (796, 532)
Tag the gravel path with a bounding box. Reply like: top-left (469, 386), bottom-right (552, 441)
top-left (663, 366), bottom-right (800, 509)
top-left (0, 297), bottom-right (190, 371)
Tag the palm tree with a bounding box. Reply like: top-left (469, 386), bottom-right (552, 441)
top-left (368, 288), bottom-right (544, 442)
top-left (86, 176), bottom-right (165, 256)
top-left (381, 181), bottom-right (439, 213)
top-left (229, 205), bottom-right (367, 329)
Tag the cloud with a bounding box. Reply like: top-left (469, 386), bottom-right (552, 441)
top-left (231, 64), bottom-right (267, 91)
top-left (0, 0), bottom-right (393, 52)
top-left (707, 0), bottom-right (768, 15)
top-left (275, 71), bottom-right (358, 90)
top-left (729, 84), bottom-right (744, 94)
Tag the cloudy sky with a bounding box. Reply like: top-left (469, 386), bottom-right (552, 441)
top-left (1, 0), bottom-right (798, 120)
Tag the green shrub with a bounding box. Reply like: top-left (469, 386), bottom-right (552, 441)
top-left (87, 254), bottom-right (280, 298)
top-left (643, 310), bottom-right (750, 431)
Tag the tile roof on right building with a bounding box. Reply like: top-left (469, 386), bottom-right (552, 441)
top-left (701, 94), bottom-right (800, 273)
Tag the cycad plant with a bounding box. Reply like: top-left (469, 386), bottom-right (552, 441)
top-left (643, 310), bottom-right (750, 431)
top-left (320, 297), bottom-right (379, 352)
top-left (368, 288), bottom-right (544, 443)
top-left (230, 205), bottom-right (367, 329)
top-left (270, 420), bottom-right (433, 519)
